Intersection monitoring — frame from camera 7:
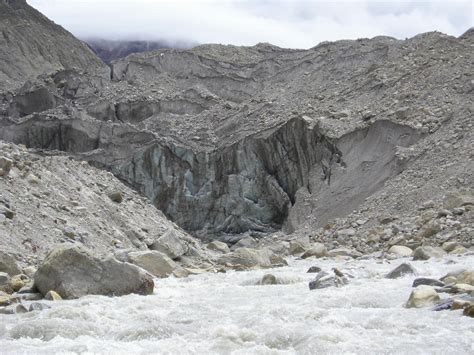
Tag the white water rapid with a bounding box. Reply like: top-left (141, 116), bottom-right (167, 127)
top-left (1, 255), bottom-right (473, 354)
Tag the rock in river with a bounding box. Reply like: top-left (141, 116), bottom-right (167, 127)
top-left (406, 285), bottom-right (440, 308)
top-left (385, 263), bottom-right (417, 279)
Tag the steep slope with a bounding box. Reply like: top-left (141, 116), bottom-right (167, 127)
top-left (0, 0), bottom-right (108, 91)
top-left (0, 141), bottom-right (207, 268)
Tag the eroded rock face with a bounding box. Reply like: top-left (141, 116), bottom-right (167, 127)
top-left (0, 113), bottom-right (421, 238)
top-left (34, 245), bottom-right (154, 299)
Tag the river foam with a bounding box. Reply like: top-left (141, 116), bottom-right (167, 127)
top-left (1, 255), bottom-right (473, 354)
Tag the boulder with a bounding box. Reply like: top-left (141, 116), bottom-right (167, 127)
top-left (412, 278), bottom-right (445, 288)
top-left (231, 236), bottom-right (257, 250)
top-left (269, 253), bottom-right (287, 266)
top-left (455, 270), bottom-right (474, 286)
top-left (388, 245), bottom-right (413, 257)
top-left (406, 285), bottom-right (440, 308)
top-left (417, 222), bottom-right (441, 238)
top-left (128, 250), bottom-right (177, 278)
top-left (450, 246), bottom-right (468, 254)
top-left (463, 304), bottom-right (474, 317)
top-left (289, 240), bottom-right (307, 255)
top-left (385, 263), bottom-right (417, 279)
top-left (301, 243), bottom-right (328, 259)
top-left (34, 245), bottom-right (154, 299)
top-left (217, 248), bottom-right (272, 269)
top-left (44, 290), bottom-right (62, 301)
top-left (0, 292), bottom-right (13, 306)
top-left (451, 299), bottom-right (471, 311)
top-left (307, 266), bottom-right (322, 273)
top-left (0, 156), bottom-right (13, 176)
top-left (451, 283), bottom-right (474, 295)
top-left (260, 274), bottom-right (278, 285)
top-left (442, 241), bottom-right (460, 253)
top-left (108, 190), bottom-right (123, 203)
top-left (442, 192), bottom-right (474, 210)
top-left (9, 274), bottom-right (27, 292)
top-left (0, 251), bottom-right (21, 276)
top-left (412, 246), bottom-right (446, 260)
top-left (0, 272), bottom-right (9, 288)
top-left (206, 241), bottom-right (230, 254)
top-left (150, 230), bottom-right (188, 259)
top-left (440, 269), bottom-right (467, 283)
top-left (432, 298), bottom-right (455, 311)
top-left (327, 248), bottom-right (362, 258)
top-left (309, 271), bottom-right (348, 290)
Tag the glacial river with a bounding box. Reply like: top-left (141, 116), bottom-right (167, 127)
top-left (1, 255), bottom-right (473, 354)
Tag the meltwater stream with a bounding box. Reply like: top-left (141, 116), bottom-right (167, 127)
top-left (1, 256), bottom-right (473, 354)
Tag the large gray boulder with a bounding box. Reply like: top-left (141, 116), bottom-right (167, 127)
top-left (385, 263), bottom-right (417, 279)
top-left (150, 230), bottom-right (188, 259)
top-left (217, 248), bottom-right (272, 269)
top-left (413, 246), bottom-right (446, 260)
top-left (301, 243), bottom-right (328, 259)
top-left (0, 251), bottom-right (21, 276)
top-left (128, 250), bottom-right (177, 278)
top-left (406, 285), bottom-right (440, 308)
top-left (34, 245), bottom-right (154, 299)
top-left (206, 241), bottom-right (230, 254)
top-left (309, 271), bottom-right (348, 290)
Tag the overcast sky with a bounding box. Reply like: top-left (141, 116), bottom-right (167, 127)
top-left (27, 0), bottom-right (472, 48)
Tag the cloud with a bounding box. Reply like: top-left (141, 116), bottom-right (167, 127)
top-left (27, 0), bottom-right (473, 48)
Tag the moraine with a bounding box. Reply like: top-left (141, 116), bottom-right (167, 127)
top-left (1, 255), bottom-right (473, 354)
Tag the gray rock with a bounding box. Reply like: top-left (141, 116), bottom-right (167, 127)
top-left (0, 157), bottom-right (13, 176)
top-left (0, 251), bottom-right (21, 276)
top-left (406, 285), bottom-right (440, 308)
top-left (260, 274), bottom-right (278, 285)
top-left (108, 190), bottom-right (123, 203)
top-left (412, 278), bottom-right (445, 287)
top-left (309, 271), bottom-right (348, 290)
top-left (128, 250), bottom-right (177, 278)
top-left (301, 243), bottom-right (328, 259)
top-left (432, 298), bottom-right (454, 311)
top-left (34, 245), bottom-right (154, 299)
top-left (307, 266), bottom-right (322, 273)
top-left (385, 263), bottom-right (417, 279)
top-left (0, 207), bottom-right (14, 219)
top-left (217, 248), bottom-right (272, 269)
top-left (206, 241), bottom-right (230, 254)
top-left (413, 246), bottom-right (446, 260)
top-left (15, 304), bottom-right (28, 313)
top-left (231, 236), bottom-right (257, 250)
top-left (150, 230), bottom-right (188, 260)
top-left (0, 272), bottom-right (10, 287)
top-left (388, 245), bottom-right (413, 257)
top-left (289, 240), bottom-right (307, 255)
top-left (327, 248), bottom-right (362, 258)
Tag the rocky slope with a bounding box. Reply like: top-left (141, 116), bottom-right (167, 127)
top-left (85, 38), bottom-right (193, 63)
top-left (0, 140), bottom-right (206, 267)
top-left (0, 0), bottom-right (108, 92)
top-left (0, 1), bottom-right (472, 255)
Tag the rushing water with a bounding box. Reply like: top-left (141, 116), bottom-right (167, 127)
top-left (1, 255), bottom-right (473, 354)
